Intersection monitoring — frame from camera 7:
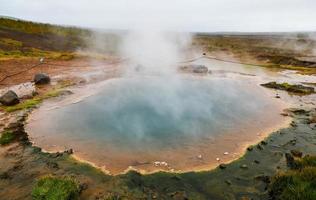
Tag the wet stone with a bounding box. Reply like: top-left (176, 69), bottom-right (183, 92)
top-left (225, 180), bottom-right (232, 185)
top-left (291, 149), bottom-right (303, 158)
top-left (254, 160), bottom-right (260, 164)
top-left (247, 146), bottom-right (253, 151)
top-left (240, 164), bottom-right (248, 169)
top-left (219, 164), bottom-right (227, 169)
top-left (261, 141), bottom-right (268, 145)
top-left (257, 144), bottom-right (264, 150)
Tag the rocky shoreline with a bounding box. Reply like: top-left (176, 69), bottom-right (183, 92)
top-left (0, 104), bottom-right (315, 199)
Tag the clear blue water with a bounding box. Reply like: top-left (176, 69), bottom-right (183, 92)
top-left (28, 76), bottom-right (283, 173)
top-left (31, 76), bottom-right (277, 149)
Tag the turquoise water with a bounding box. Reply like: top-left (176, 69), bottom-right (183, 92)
top-left (28, 76), bottom-right (284, 173)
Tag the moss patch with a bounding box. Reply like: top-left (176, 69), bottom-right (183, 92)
top-left (3, 98), bottom-right (42, 112)
top-left (32, 176), bottom-right (80, 200)
top-left (0, 131), bottom-right (15, 145)
top-left (261, 82), bottom-right (315, 95)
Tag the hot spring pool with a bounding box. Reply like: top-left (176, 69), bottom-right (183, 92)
top-left (27, 75), bottom-right (287, 174)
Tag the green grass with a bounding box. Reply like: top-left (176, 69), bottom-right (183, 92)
top-left (269, 156), bottom-right (316, 200)
top-left (3, 98), bottom-right (42, 112)
top-left (0, 131), bottom-right (15, 145)
top-left (293, 155), bottom-right (316, 170)
top-left (32, 176), bottom-right (80, 200)
top-left (0, 48), bottom-right (77, 61)
top-left (0, 38), bottom-right (23, 47)
top-left (0, 17), bottom-right (90, 38)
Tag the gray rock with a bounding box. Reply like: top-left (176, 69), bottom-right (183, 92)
top-left (254, 160), bottom-right (260, 164)
top-left (34, 73), bottom-right (50, 85)
top-left (0, 90), bottom-right (19, 106)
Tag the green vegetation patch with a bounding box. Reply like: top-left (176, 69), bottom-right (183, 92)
top-left (0, 48), bottom-right (77, 61)
top-left (261, 82), bottom-right (315, 95)
top-left (269, 156), bottom-right (316, 200)
top-left (3, 98), bottom-right (42, 112)
top-left (32, 176), bottom-right (80, 200)
top-left (0, 38), bottom-right (23, 47)
top-left (0, 130), bottom-right (15, 145)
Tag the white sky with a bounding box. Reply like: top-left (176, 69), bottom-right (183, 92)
top-left (1, 0), bottom-right (316, 32)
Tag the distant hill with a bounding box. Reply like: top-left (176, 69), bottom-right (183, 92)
top-left (0, 17), bottom-right (122, 60)
top-left (0, 17), bottom-right (91, 52)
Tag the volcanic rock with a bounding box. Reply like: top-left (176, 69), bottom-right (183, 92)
top-left (0, 90), bottom-right (19, 106)
top-left (34, 73), bottom-right (50, 85)
top-left (240, 164), bottom-right (248, 169)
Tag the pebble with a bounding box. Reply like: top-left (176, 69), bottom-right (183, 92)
top-left (154, 161), bottom-right (168, 167)
top-left (216, 158), bottom-right (220, 161)
top-left (224, 152), bottom-right (229, 155)
top-left (225, 180), bottom-right (232, 185)
top-left (240, 164), bottom-right (248, 169)
top-left (197, 154), bottom-right (202, 159)
top-left (247, 146), bottom-right (253, 151)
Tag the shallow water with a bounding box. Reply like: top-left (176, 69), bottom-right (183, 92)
top-left (27, 71), bottom-right (288, 174)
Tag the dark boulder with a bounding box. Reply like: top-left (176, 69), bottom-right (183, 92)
top-left (0, 90), bottom-right (19, 106)
top-left (34, 73), bottom-right (50, 85)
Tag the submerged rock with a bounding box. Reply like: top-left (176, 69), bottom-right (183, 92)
top-left (34, 73), bottom-right (50, 85)
top-left (0, 90), bottom-right (19, 106)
